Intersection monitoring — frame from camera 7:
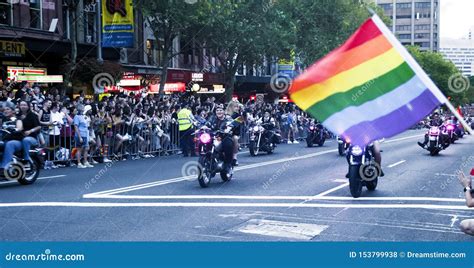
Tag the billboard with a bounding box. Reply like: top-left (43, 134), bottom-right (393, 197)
top-left (102, 0), bottom-right (134, 48)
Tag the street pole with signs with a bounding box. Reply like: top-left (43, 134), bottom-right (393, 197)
top-left (97, 0), bottom-right (103, 63)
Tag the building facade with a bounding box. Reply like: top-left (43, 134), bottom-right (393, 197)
top-left (375, 0), bottom-right (440, 51)
top-left (440, 38), bottom-right (474, 77)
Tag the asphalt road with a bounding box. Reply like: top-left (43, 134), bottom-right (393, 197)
top-left (1, 130), bottom-right (473, 241)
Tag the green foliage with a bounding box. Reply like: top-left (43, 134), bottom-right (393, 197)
top-left (406, 46), bottom-right (467, 105)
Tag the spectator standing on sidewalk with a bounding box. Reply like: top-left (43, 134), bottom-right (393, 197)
top-left (73, 105), bottom-right (93, 168)
top-left (457, 169), bottom-right (474, 235)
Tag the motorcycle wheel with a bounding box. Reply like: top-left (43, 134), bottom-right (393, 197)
top-left (306, 135), bottom-right (313, 147)
top-left (428, 141), bottom-right (439, 156)
top-left (197, 156), bottom-right (211, 188)
top-left (249, 141), bottom-right (259, 156)
top-left (267, 143), bottom-right (274, 154)
top-left (318, 138), bottom-right (325, 147)
top-left (220, 165), bottom-right (233, 182)
top-left (348, 165), bottom-right (363, 198)
top-left (338, 143), bottom-right (345, 156)
top-left (18, 160), bottom-right (40, 185)
top-left (366, 178), bottom-right (378, 191)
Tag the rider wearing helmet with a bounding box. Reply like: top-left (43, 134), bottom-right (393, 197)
top-left (207, 104), bottom-right (234, 169)
top-left (418, 112), bottom-right (448, 149)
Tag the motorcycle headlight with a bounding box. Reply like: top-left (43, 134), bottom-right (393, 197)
top-left (199, 133), bottom-right (211, 144)
top-left (309, 126), bottom-right (315, 130)
top-left (253, 126), bottom-right (259, 132)
top-left (447, 125), bottom-right (455, 131)
top-left (351, 146), bottom-right (363, 156)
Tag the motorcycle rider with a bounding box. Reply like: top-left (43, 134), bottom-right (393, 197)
top-left (208, 104), bottom-right (234, 171)
top-left (261, 110), bottom-right (276, 146)
top-left (417, 112), bottom-right (448, 149)
top-left (0, 101), bottom-right (38, 175)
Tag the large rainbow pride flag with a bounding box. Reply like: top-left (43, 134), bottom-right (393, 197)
top-left (289, 14), bottom-right (447, 146)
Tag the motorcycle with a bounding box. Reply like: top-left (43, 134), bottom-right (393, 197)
top-left (248, 121), bottom-right (279, 156)
top-left (306, 123), bottom-right (327, 147)
top-left (195, 126), bottom-right (233, 188)
top-left (346, 144), bottom-right (380, 198)
top-left (337, 136), bottom-right (351, 156)
top-left (444, 120), bottom-right (458, 144)
top-left (424, 126), bottom-right (448, 156)
top-left (0, 129), bottom-right (44, 185)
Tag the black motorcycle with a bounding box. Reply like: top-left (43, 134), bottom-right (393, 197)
top-left (306, 123), bottom-right (326, 147)
top-left (195, 126), bottom-right (233, 188)
top-left (337, 136), bottom-right (350, 156)
top-left (248, 122), bottom-right (279, 156)
top-left (0, 129), bottom-right (44, 185)
top-left (346, 144), bottom-right (380, 198)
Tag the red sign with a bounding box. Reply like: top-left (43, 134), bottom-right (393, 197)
top-left (149, 83), bottom-right (186, 94)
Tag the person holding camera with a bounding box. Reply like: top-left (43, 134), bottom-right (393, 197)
top-left (457, 169), bottom-right (474, 235)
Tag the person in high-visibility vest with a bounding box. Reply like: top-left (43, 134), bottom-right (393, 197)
top-left (177, 103), bottom-right (196, 157)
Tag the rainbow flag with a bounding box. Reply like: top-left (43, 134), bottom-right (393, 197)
top-left (289, 14), bottom-right (447, 146)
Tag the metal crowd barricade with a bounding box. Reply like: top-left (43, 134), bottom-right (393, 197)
top-left (47, 120), bottom-right (182, 166)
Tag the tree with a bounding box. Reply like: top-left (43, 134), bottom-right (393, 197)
top-left (407, 46), bottom-right (466, 105)
top-left (62, 0), bottom-right (80, 92)
top-left (193, 0), bottom-right (293, 101)
top-left (134, 0), bottom-right (205, 96)
top-left (279, 0), bottom-right (386, 67)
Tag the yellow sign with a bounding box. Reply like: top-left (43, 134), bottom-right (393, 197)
top-left (0, 41), bottom-right (25, 57)
top-left (102, 0), bottom-right (134, 47)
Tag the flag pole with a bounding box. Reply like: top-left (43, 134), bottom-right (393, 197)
top-left (444, 100), bottom-right (473, 135)
top-left (369, 12), bottom-right (473, 135)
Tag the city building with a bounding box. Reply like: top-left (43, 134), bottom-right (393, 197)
top-left (440, 38), bottom-right (474, 77)
top-left (374, 0), bottom-right (440, 51)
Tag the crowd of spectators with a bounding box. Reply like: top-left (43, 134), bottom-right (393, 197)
top-left (0, 81), bottom-right (314, 169)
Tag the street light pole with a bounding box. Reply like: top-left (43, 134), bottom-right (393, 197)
top-left (97, 0), bottom-right (103, 63)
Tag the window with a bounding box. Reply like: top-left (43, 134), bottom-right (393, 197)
top-left (0, 0), bottom-right (11, 25)
top-left (415, 2), bottom-right (431, 9)
top-left (396, 25), bottom-right (411, 31)
top-left (415, 24), bottom-right (430, 30)
top-left (415, 33), bottom-right (430, 39)
top-left (399, 34), bottom-right (411, 39)
top-left (379, 3), bottom-right (392, 10)
top-left (29, 0), bottom-right (41, 29)
top-left (396, 15), bottom-right (412, 19)
top-left (396, 3), bottom-right (411, 9)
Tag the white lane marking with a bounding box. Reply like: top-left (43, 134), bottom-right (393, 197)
top-left (0, 201), bottom-right (473, 210)
top-left (84, 148), bottom-right (337, 197)
top-left (333, 179), bottom-right (348, 183)
top-left (84, 133), bottom-right (424, 197)
top-left (0, 175), bottom-right (66, 185)
top-left (82, 194), bottom-right (465, 203)
top-left (314, 183), bottom-right (350, 197)
top-left (235, 219), bottom-right (328, 240)
top-left (435, 173), bottom-right (457, 177)
top-left (387, 160), bottom-right (406, 168)
top-left (450, 215), bottom-right (459, 227)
